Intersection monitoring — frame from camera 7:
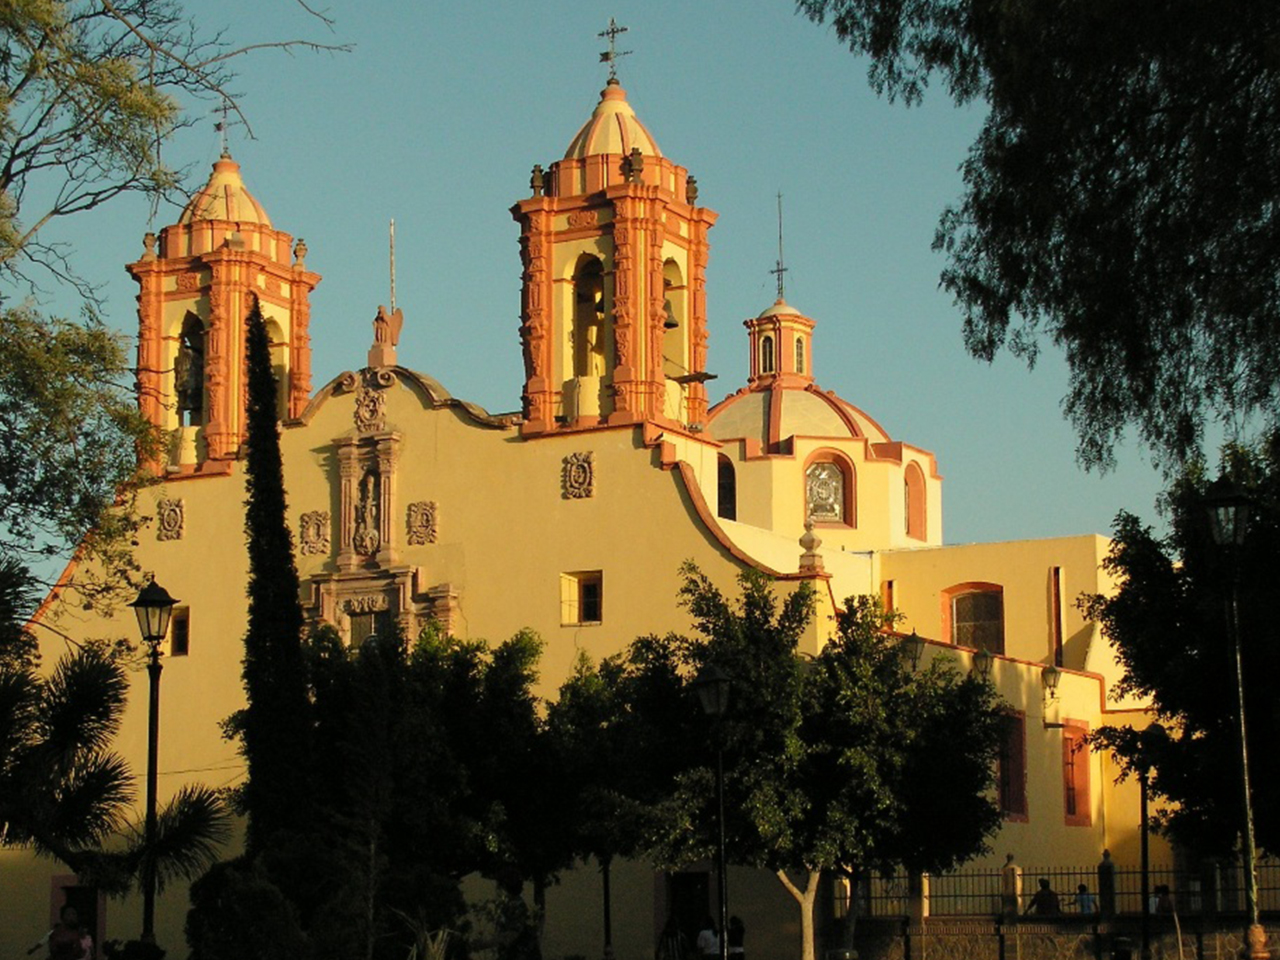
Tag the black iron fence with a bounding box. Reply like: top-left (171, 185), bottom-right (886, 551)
top-left (860, 860), bottom-right (1280, 918)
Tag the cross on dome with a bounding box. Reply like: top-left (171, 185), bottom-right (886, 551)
top-left (597, 18), bottom-right (631, 82)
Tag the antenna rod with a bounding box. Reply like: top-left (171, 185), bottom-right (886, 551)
top-left (390, 219), bottom-right (397, 313)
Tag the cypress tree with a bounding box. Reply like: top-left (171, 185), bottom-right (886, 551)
top-left (240, 297), bottom-right (314, 854)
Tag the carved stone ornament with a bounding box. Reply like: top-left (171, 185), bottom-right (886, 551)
top-left (567, 209), bottom-right (598, 228)
top-left (354, 382), bottom-right (387, 433)
top-left (407, 501), bottom-right (438, 545)
top-left (156, 498), bottom-right (184, 541)
top-left (299, 510), bottom-right (331, 555)
top-left (176, 272), bottom-right (200, 292)
top-left (343, 594), bottom-right (390, 614)
top-left (562, 451), bottom-right (595, 499)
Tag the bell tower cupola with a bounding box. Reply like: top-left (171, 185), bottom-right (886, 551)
top-left (129, 153), bottom-right (321, 472)
top-left (511, 76), bottom-right (717, 435)
top-left (745, 298), bottom-right (816, 389)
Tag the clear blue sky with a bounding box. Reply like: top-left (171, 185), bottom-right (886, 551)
top-left (44, 1), bottom-right (1170, 545)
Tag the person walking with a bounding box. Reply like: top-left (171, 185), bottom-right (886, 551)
top-left (695, 917), bottom-right (718, 960)
top-left (1073, 883), bottom-right (1098, 916)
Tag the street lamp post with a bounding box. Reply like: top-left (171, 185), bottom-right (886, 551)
top-left (693, 664), bottom-right (732, 960)
top-left (1203, 480), bottom-right (1268, 960)
top-left (129, 580), bottom-right (178, 945)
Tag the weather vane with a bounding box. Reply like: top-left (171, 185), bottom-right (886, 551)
top-left (598, 18), bottom-right (632, 82)
top-left (770, 191), bottom-right (789, 300)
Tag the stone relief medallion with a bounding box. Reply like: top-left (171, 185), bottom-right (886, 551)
top-left (562, 451), bottom-right (595, 499)
top-left (354, 383), bottom-right (386, 433)
top-left (407, 501), bottom-right (438, 545)
top-left (176, 272), bottom-right (200, 292)
top-left (567, 209), bottom-right (598, 228)
top-left (156, 498), bottom-right (184, 541)
top-left (299, 511), bottom-right (330, 555)
top-left (264, 275), bottom-right (282, 296)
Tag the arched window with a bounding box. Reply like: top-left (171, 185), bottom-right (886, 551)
top-left (717, 454), bottom-right (737, 521)
top-left (760, 334), bottom-right (775, 374)
top-left (795, 336), bottom-right (805, 374)
top-left (573, 257), bottom-right (606, 377)
top-left (805, 456), bottom-right (854, 525)
top-left (904, 462), bottom-right (926, 540)
top-left (175, 311), bottom-right (205, 426)
top-left (662, 259), bottom-right (686, 378)
top-left (943, 583), bottom-right (1004, 654)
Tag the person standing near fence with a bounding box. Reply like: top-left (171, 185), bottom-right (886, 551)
top-left (1073, 883), bottom-right (1098, 916)
top-left (1026, 878), bottom-right (1062, 916)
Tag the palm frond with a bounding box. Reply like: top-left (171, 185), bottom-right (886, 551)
top-left (37, 644), bottom-right (128, 759)
top-left (148, 784), bottom-right (233, 892)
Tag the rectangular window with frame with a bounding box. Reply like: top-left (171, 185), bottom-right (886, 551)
top-left (560, 571), bottom-right (603, 626)
top-left (1063, 721), bottom-right (1092, 826)
top-left (349, 610), bottom-right (393, 647)
top-left (169, 607), bottom-right (190, 657)
top-left (998, 711), bottom-right (1028, 821)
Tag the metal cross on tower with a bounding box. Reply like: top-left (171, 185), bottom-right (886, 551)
top-left (598, 18), bottom-right (632, 81)
top-left (214, 99), bottom-right (232, 156)
top-left (770, 191), bottom-right (789, 300)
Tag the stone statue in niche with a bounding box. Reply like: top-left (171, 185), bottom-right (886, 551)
top-left (174, 314), bottom-right (204, 426)
top-left (353, 470), bottom-right (381, 556)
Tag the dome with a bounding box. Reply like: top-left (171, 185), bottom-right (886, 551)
top-left (564, 80), bottom-right (663, 160)
top-left (757, 298), bottom-right (804, 319)
top-left (707, 386), bottom-right (891, 446)
top-left (178, 153), bottom-right (272, 226)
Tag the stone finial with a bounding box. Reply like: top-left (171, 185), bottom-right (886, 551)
top-left (293, 238), bottom-right (308, 269)
top-left (799, 517), bottom-right (824, 574)
top-left (368, 304), bottom-right (404, 368)
top-left (530, 164), bottom-right (545, 198)
top-left (142, 231), bottom-right (157, 260)
top-left (626, 147), bottom-right (644, 183)
top-left (686, 176), bottom-right (699, 205)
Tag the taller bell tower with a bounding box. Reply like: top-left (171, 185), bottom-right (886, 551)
top-left (511, 80), bottom-right (717, 435)
top-left (128, 153), bottom-right (320, 472)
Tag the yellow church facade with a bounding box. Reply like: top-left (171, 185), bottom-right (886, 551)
top-left (5, 78), bottom-right (1160, 960)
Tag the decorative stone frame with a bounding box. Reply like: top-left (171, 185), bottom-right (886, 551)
top-left (335, 431), bottom-right (401, 571)
top-left (303, 567), bottom-right (462, 646)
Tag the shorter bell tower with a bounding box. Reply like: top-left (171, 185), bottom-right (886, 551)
top-left (129, 153), bottom-right (320, 472)
top-left (511, 80), bottom-right (717, 435)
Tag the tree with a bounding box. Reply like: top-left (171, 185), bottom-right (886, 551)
top-left (0, 618), bottom-right (229, 900)
top-left (236, 299), bottom-right (315, 855)
top-left (646, 566), bottom-right (1005, 960)
top-left (1085, 437), bottom-right (1280, 857)
top-left (797, 0), bottom-right (1280, 470)
top-left (0, 0), bottom-right (346, 292)
top-left (0, 308), bottom-right (159, 607)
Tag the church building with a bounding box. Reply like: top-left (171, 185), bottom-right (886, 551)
top-left (7, 73), bottom-right (1158, 960)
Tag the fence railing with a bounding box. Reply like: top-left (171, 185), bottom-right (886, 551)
top-left (860, 860), bottom-right (1280, 919)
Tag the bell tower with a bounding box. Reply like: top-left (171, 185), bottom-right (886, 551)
top-left (511, 80), bottom-right (717, 435)
top-left (128, 153), bottom-right (320, 472)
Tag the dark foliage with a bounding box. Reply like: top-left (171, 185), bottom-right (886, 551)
top-left (1086, 437), bottom-right (1280, 857)
top-left (798, 0), bottom-right (1280, 470)
top-left (238, 299), bottom-right (315, 854)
